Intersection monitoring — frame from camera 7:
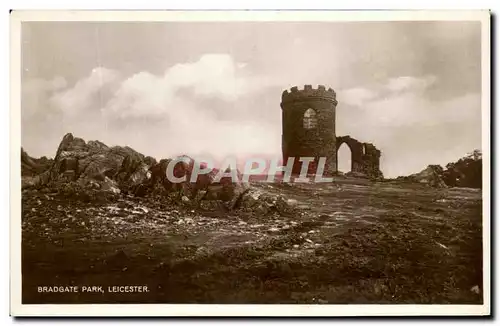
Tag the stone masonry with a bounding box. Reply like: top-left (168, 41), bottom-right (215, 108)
top-left (281, 85), bottom-right (383, 179)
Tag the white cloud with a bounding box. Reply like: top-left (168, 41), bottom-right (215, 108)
top-left (341, 75), bottom-right (478, 129)
top-left (105, 54), bottom-right (281, 161)
top-left (336, 75), bottom-right (481, 177)
top-left (22, 54), bottom-right (282, 163)
top-left (50, 67), bottom-right (119, 117)
top-left (24, 76), bottom-right (67, 93)
top-left (340, 75), bottom-right (438, 108)
top-left (338, 87), bottom-right (378, 106)
top-left (164, 54), bottom-right (250, 100)
top-left (103, 71), bottom-right (169, 118)
top-left (21, 77), bottom-right (68, 118)
top-left (102, 54), bottom-right (266, 119)
top-left (385, 75), bottom-right (437, 93)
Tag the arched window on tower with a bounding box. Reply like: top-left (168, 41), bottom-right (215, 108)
top-left (303, 108), bottom-right (318, 129)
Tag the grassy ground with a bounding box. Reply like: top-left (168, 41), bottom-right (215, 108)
top-left (21, 179), bottom-right (483, 304)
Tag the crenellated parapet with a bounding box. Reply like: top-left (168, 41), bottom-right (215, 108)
top-left (281, 85), bottom-right (337, 105)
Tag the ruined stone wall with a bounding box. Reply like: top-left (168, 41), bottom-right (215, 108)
top-left (362, 143), bottom-right (383, 178)
top-left (281, 85), bottom-right (338, 175)
top-left (336, 136), bottom-right (383, 179)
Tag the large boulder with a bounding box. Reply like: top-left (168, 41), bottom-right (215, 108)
top-left (236, 187), bottom-right (295, 215)
top-left (408, 165), bottom-right (447, 188)
top-left (115, 152), bottom-right (149, 186)
top-left (146, 157), bottom-right (250, 209)
top-left (143, 156), bottom-right (157, 167)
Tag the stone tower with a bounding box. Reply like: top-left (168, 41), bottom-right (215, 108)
top-left (281, 85), bottom-right (338, 176)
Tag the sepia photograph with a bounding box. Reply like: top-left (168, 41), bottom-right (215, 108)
top-left (10, 10), bottom-right (491, 316)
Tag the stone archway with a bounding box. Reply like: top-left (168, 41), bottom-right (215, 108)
top-left (337, 142), bottom-right (352, 173)
top-left (336, 136), bottom-right (365, 174)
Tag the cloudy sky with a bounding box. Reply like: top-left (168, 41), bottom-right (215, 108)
top-left (21, 21), bottom-right (482, 177)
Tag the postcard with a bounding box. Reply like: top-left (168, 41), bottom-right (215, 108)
top-left (10, 10), bottom-right (491, 317)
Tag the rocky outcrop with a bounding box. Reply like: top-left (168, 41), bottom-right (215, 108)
top-left (115, 150), bottom-right (156, 192)
top-left (147, 156), bottom-right (235, 202)
top-left (413, 165), bottom-right (447, 188)
top-left (22, 133), bottom-right (157, 192)
top-left (401, 165), bottom-right (447, 188)
top-left (147, 157), bottom-right (254, 210)
top-left (395, 151), bottom-right (482, 189)
top-left (21, 148), bottom-right (53, 177)
top-left (22, 134), bottom-right (298, 213)
top-left (441, 150), bottom-right (482, 189)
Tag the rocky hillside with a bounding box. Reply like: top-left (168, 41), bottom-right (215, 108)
top-left (397, 150), bottom-right (483, 189)
top-left (21, 133), bottom-right (293, 214)
top-left (21, 148), bottom-right (53, 177)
